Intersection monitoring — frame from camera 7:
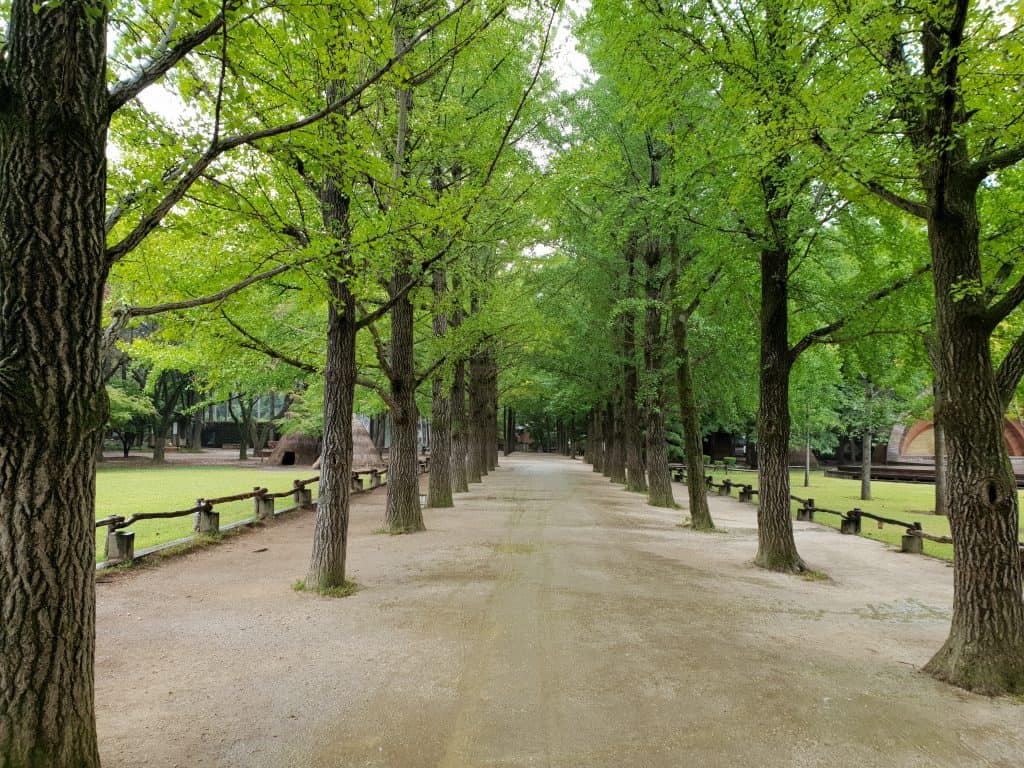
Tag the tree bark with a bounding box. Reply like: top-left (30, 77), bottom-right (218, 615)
top-left (467, 351), bottom-right (486, 483)
top-left (428, 269), bottom-right (453, 508)
top-left (306, 126), bottom-right (356, 589)
top-left (486, 354), bottom-right (499, 470)
top-left (921, 170), bottom-right (1024, 694)
top-left (671, 314), bottom-right (714, 529)
top-left (623, 317), bottom-right (647, 493)
top-left (591, 406), bottom-right (605, 473)
top-left (450, 358), bottom-right (470, 492)
top-left (860, 429), bottom-right (872, 501)
top-left (755, 244), bottom-right (805, 572)
top-left (934, 419), bottom-right (947, 517)
top-left (306, 275), bottom-right (356, 588)
top-left (0, 2), bottom-right (108, 764)
top-left (642, 257), bottom-right (675, 509)
top-left (385, 287), bottom-right (425, 533)
top-left (605, 401), bottom-right (626, 483)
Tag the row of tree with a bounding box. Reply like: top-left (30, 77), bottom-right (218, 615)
top-left (0, 0), bottom-right (556, 764)
top-left (507, 0), bottom-right (1024, 698)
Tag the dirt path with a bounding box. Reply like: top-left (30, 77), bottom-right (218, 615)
top-left (95, 454), bottom-right (1022, 767)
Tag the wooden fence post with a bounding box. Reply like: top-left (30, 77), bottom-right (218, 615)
top-left (796, 499), bottom-right (814, 522)
top-left (105, 530), bottom-right (135, 564)
top-left (840, 508), bottom-right (862, 535)
top-left (293, 481), bottom-right (313, 508)
top-left (254, 488), bottom-right (273, 520)
top-left (195, 499), bottom-right (219, 534)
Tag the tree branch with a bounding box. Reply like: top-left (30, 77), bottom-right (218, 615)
top-left (974, 143), bottom-right (1024, 178)
top-left (108, 11), bottom-right (230, 114)
top-left (810, 132), bottom-right (929, 219)
top-left (996, 331), bottom-right (1024, 410)
top-left (356, 376), bottom-right (398, 410)
top-left (220, 311), bottom-right (318, 374)
top-left (986, 270), bottom-right (1024, 329)
top-left (789, 263), bottom-right (931, 360)
top-left (106, 0), bottom-right (476, 265)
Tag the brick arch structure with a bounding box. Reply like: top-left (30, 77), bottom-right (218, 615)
top-left (897, 418), bottom-right (1024, 458)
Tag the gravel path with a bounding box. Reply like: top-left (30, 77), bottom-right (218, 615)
top-left (95, 454), bottom-right (1023, 767)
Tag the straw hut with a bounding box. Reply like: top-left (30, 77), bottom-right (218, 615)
top-left (268, 433), bottom-right (320, 466)
top-left (289, 421), bottom-right (383, 469)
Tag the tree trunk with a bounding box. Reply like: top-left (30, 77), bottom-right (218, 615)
top-left (605, 401), bottom-right (626, 483)
top-left (755, 245), bottom-right (805, 572)
top-left (860, 428), bottom-right (872, 501)
top-left (624, 323), bottom-right (647, 493)
top-left (643, 268), bottom-right (675, 508)
top-left (385, 288), bottom-right (425, 533)
top-left (934, 418), bottom-right (947, 517)
top-left (0, 2), bottom-right (107, 764)
top-left (306, 276), bottom-right (356, 589)
top-left (804, 436), bottom-right (811, 488)
top-left (306, 137), bottom-right (356, 589)
top-left (921, 179), bottom-right (1024, 694)
top-left (466, 351), bottom-right (486, 483)
top-left (450, 358), bottom-right (469, 492)
top-left (671, 314), bottom-right (713, 529)
top-left (487, 355), bottom-right (499, 470)
top-left (428, 270), bottom-right (453, 508)
top-left (591, 406), bottom-right (605, 473)
top-left (153, 434), bottom-right (167, 463)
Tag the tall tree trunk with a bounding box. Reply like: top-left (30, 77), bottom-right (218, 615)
top-left (450, 358), bottom-right (469, 492)
top-left (605, 401), bottom-right (626, 483)
top-left (153, 434), bottom-right (167, 463)
top-left (922, 178), bottom-right (1024, 694)
top-left (671, 314), bottom-right (713, 529)
top-left (860, 429), bottom-right (872, 501)
top-left (591, 406), bottom-right (605, 473)
top-left (934, 419), bottom-right (947, 516)
top-left (487, 355), bottom-right (499, 470)
top-left (306, 147), bottom-right (355, 589)
top-left (467, 351), bottom-right (486, 483)
top-left (624, 322), bottom-right (647, 493)
top-left (306, 276), bottom-right (356, 588)
top-left (755, 244), bottom-right (805, 572)
top-left (643, 264), bottom-right (675, 508)
top-left (385, 288), bottom-right (425, 533)
top-left (0, 2), bottom-right (107, 764)
top-left (428, 270), bottom-right (453, 508)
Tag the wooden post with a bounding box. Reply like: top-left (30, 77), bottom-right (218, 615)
top-left (796, 498), bottom-right (814, 522)
top-left (718, 479), bottom-right (731, 496)
top-left (254, 488), bottom-right (273, 520)
top-left (293, 481), bottom-right (313, 507)
top-left (840, 509), bottom-right (862, 535)
top-left (901, 533), bottom-right (924, 554)
top-left (351, 473), bottom-right (363, 493)
top-left (195, 500), bottom-right (219, 534)
top-left (104, 530), bottom-right (135, 564)
top-left (369, 469), bottom-right (380, 488)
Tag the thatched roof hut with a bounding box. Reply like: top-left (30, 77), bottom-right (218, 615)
top-left (284, 421), bottom-right (382, 469)
top-left (352, 419), bottom-right (383, 469)
top-left (268, 433), bottom-right (321, 466)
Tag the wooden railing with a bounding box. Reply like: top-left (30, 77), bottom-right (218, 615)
top-left (691, 472), bottom-right (1024, 561)
top-left (94, 458), bottom-right (430, 568)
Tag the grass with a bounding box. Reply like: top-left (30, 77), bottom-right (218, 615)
top-left (705, 469), bottom-right (1024, 562)
top-left (95, 464), bottom-right (318, 563)
top-left (292, 579), bottom-right (359, 598)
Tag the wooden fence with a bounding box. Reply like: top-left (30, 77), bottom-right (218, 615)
top-left (686, 470), bottom-right (1024, 561)
top-left (95, 458), bottom-right (430, 569)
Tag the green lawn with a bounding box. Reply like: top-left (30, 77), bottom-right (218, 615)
top-left (705, 468), bottom-right (1024, 561)
top-left (95, 465), bottom-right (320, 563)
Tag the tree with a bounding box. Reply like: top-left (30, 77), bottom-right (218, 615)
top-left (813, 0), bottom-right (1024, 693)
top-left (0, 0), bottom-right (489, 760)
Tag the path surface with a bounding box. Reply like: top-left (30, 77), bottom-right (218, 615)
top-left (95, 455), bottom-right (1022, 767)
